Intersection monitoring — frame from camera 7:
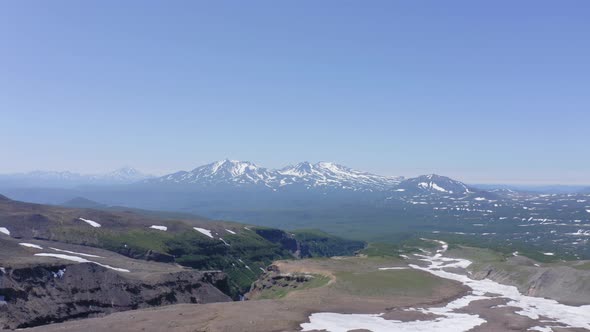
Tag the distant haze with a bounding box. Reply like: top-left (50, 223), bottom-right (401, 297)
top-left (1, 1), bottom-right (589, 185)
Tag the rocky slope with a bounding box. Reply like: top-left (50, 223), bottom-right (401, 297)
top-left (0, 238), bottom-right (230, 329)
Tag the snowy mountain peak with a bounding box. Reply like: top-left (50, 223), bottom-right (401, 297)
top-left (206, 159), bottom-right (260, 176)
top-left (279, 162), bottom-right (314, 177)
top-left (100, 167), bottom-right (153, 182)
top-left (151, 160), bottom-right (403, 192)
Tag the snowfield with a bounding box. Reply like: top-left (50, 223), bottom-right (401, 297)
top-left (34, 253), bottom-right (130, 272)
top-left (49, 247), bottom-right (102, 258)
top-left (149, 225), bottom-right (168, 231)
top-left (0, 227), bottom-right (10, 236)
top-left (78, 218), bottom-right (101, 228)
top-left (193, 227), bottom-right (214, 238)
top-left (301, 240), bottom-right (590, 332)
top-left (19, 243), bottom-right (43, 249)
top-left (225, 229), bottom-right (236, 234)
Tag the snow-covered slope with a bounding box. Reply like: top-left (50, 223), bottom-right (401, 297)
top-left (148, 160), bottom-right (403, 192)
top-left (153, 160), bottom-right (277, 189)
top-left (395, 174), bottom-right (473, 196)
top-left (277, 162), bottom-right (403, 191)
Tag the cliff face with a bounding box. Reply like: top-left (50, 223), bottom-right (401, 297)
top-left (0, 263), bottom-right (231, 329)
top-left (469, 256), bottom-right (590, 306)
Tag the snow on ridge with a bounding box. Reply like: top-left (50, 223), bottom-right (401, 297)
top-left (149, 225), bottom-right (168, 231)
top-left (78, 218), bottom-right (101, 228)
top-left (0, 227), bottom-right (10, 236)
top-left (153, 160), bottom-right (402, 191)
top-left (194, 227), bottom-right (214, 238)
top-left (34, 253), bottom-right (129, 272)
top-left (19, 243), bottom-right (43, 249)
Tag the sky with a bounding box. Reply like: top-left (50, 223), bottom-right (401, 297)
top-left (1, 1), bottom-right (589, 184)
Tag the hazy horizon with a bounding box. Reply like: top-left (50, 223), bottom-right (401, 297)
top-left (2, 1), bottom-right (589, 185)
top-left (1, 159), bottom-right (588, 187)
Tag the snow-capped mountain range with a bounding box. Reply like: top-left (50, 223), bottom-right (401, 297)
top-left (0, 167), bottom-right (154, 188)
top-left (0, 160), bottom-right (479, 196)
top-left (148, 159), bottom-right (404, 192)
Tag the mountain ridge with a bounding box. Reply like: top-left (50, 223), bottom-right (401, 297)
top-left (0, 167), bottom-right (154, 187)
top-left (146, 159), bottom-right (404, 192)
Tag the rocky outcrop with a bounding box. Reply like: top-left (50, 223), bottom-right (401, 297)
top-left (245, 265), bottom-right (318, 300)
top-left (253, 229), bottom-right (308, 258)
top-left (470, 257), bottom-right (590, 306)
top-left (0, 263), bottom-right (231, 329)
top-left (144, 250), bottom-right (175, 263)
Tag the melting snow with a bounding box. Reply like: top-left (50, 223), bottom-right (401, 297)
top-left (542, 252), bottom-right (555, 256)
top-left (302, 240), bottom-right (590, 332)
top-left (78, 218), bottom-right (101, 228)
top-left (149, 225), bottom-right (168, 231)
top-left (225, 229), bottom-right (237, 235)
top-left (50, 247), bottom-right (101, 258)
top-left (474, 197), bottom-right (486, 201)
top-left (34, 253), bottom-right (130, 272)
top-left (378, 267), bottom-right (408, 270)
top-left (219, 238), bottom-right (230, 246)
top-left (19, 243), bottom-right (43, 249)
top-left (194, 227), bottom-right (214, 238)
top-left (0, 227), bottom-right (10, 236)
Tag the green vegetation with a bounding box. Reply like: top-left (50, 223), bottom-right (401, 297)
top-left (333, 269), bottom-right (444, 297)
top-left (434, 233), bottom-right (567, 263)
top-left (360, 237), bottom-right (438, 257)
top-left (254, 274), bottom-right (331, 300)
top-left (292, 229), bottom-right (366, 257)
top-left (90, 226), bottom-right (364, 298)
top-left (98, 230), bottom-right (171, 254)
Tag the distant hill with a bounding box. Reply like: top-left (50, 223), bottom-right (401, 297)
top-left (62, 197), bottom-right (108, 209)
top-left (0, 167), bottom-right (154, 188)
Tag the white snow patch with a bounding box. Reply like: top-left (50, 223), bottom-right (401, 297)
top-left (49, 247), bottom-right (101, 258)
top-left (528, 327), bottom-right (554, 332)
top-left (19, 243), bottom-right (43, 249)
top-left (542, 252), bottom-right (555, 256)
top-left (302, 240), bottom-right (590, 332)
top-left (193, 227), bottom-right (214, 238)
top-left (474, 197), bottom-right (486, 201)
top-left (219, 238), bottom-right (230, 246)
top-left (149, 225), bottom-right (168, 231)
top-left (78, 218), bottom-right (101, 228)
top-left (0, 227), bottom-right (10, 236)
top-left (225, 229), bottom-right (237, 235)
top-left (34, 253), bottom-right (129, 272)
top-left (378, 267), bottom-right (409, 270)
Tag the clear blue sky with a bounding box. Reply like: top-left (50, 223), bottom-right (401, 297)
top-left (1, 1), bottom-right (589, 184)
